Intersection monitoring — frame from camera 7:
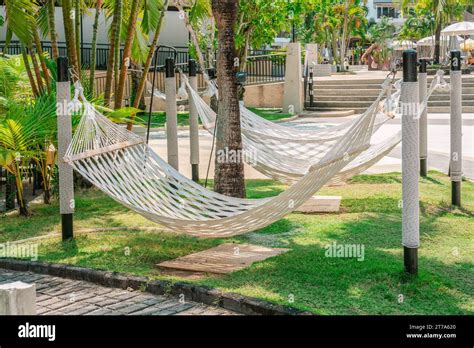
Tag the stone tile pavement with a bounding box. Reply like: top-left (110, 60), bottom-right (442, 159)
top-left (0, 269), bottom-right (237, 316)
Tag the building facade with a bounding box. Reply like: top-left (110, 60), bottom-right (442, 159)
top-left (0, 5), bottom-right (189, 48)
top-left (366, 0), bottom-right (406, 26)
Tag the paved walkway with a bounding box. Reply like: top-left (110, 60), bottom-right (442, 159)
top-left (0, 269), bottom-right (236, 315)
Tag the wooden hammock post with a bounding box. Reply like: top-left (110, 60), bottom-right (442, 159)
top-left (402, 50), bottom-right (419, 275)
top-left (450, 50), bottom-right (462, 207)
top-left (165, 57), bottom-right (179, 170)
top-left (56, 57), bottom-right (74, 241)
top-left (188, 59), bottom-right (200, 182)
top-left (418, 59), bottom-right (428, 177)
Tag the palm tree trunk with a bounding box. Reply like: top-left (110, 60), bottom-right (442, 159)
top-left (22, 48), bottom-right (39, 96)
top-left (238, 29), bottom-right (251, 72)
top-left (89, 0), bottom-right (102, 96)
top-left (47, 0), bottom-right (59, 60)
top-left (212, 0), bottom-right (246, 198)
top-left (128, 0), bottom-right (169, 130)
top-left (104, 0), bottom-right (121, 106)
top-left (40, 159), bottom-right (52, 204)
top-left (130, 62), bottom-right (145, 109)
top-left (434, 18), bottom-right (442, 64)
top-left (29, 46), bottom-right (44, 94)
top-left (114, 0), bottom-right (140, 109)
top-left (113, 0), bottom-right (123, 96)
top-left (176, 2), bottom-right (206, 69)
top-left (339, 3), bottom-right (350, 70)
top-left (12, 164), bottom-right (28, 216)
top-left (34, 31), bottom-right (51, 91)
top-left (5, 172), bottom-right (15, 211)
top-left (61, 0), bottom-right (79, 74)
top-left (331, 31), bottom-right (338, 65)
top-left (75, 0), bottom-right (81, 68)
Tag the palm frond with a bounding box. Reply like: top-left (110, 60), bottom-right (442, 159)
top-left (4, 0), bottom-right (38, 46)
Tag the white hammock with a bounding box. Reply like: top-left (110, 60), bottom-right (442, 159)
top-left (186, 71), bottom-right (448, 184)
top-left (145, 72), bottom-right (215, 101)
top-left (64, 82), bottom-right (377, 237)
top-left (146, 80), bottom-right (188, 101)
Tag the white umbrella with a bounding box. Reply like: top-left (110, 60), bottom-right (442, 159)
top-left (449, 35), bottom-right (462, 51)
top-left (441, 21), bottom-right (474, 36)
top-left (416, 35), bottom-right (462, 46)
top-left (416, 35), bottom-right (463, 60)
top-left (390, 40), bottom-right (416, 49)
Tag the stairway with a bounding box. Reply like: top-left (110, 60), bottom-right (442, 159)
top-left (306, 76), bottom-right (474, 114)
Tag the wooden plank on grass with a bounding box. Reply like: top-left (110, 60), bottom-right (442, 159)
top-left (156, 244), bottom-right (289, 274)
top-left (296, 195), bottom-right (341, 213)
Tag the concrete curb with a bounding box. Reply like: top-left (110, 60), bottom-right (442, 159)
top-left (0, 258), bottom-right (311, 316)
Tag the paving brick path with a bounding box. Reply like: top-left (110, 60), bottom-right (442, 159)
top-left (0, 269), bottom-right (237, 315)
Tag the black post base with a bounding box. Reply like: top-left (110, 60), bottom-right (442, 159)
top-left (420, 158), bottom-right (427, 177)
top-left (451, 181), bottom-right (461, 207)
top-left (61, 214), bottom-right (74, 241)
top-left (192, 164), bottom-right (199, 183)
top-left (404, 246), bottom-right (418, 275)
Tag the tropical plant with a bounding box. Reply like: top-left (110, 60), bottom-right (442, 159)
top-left (114, 0), bottom-right (141, 109)
top-left (128, 0), bottom-right (169, 130)
top-left (398, 10), bottom-right (434, 40)
top-left (176, 0), bottom-right (211, 69)
top-left (400, 0), bottom-right (467, 63)
top-left (362, 16), bottom-right (396, 69)
top-left (62, 0), bottom-right (80, 73)
top-left (89, 0), bottom-right (103, 95)
top-left (0, 66), bottom-right (57, 215)
top-left (235, 0), bottom-right (294, 71)
top-left (46, 0), bottom-right (59, 60)
top-left (103, 0), bottom-right (122, 106)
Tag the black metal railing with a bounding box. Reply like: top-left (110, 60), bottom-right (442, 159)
top-left (245, 52), bottom-right (286, 85)
top-left (0, 41), bottom-right (190, 71)
top-left (0, 40), bottom-right (287, 93)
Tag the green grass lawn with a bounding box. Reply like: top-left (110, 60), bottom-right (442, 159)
top-left (137, 107), bottom-right (293, 128)
top-left (0, 172), bottom-right (473, 314)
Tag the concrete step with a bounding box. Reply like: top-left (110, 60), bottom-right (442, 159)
top-left (314, 84), bottom-right (383, 90)
top-left (314, 89), bottom-right (382, 96)
top-left (314, 79), bottom-right (474, 88)
top-left (313, 94), bottom-right (474, 102)
top-left (428, 94), bottom-right (474, 101)
top-left (306, 106), bottom-right (474, 114)
top-left (428, 106), bottom-right (474, 113)
top-left (313, 96), bottom-right (381, 102)
top-left (305, 107), bottom-right (367, 114)
top-left (311, 99), bottom-right (474, 108)
top-left (300, 109), bottom-right (355, 117)
top-left (315, 88), bottom-right (474, 97)
top-left (314, 79), bottom-right (386, 85)
top-left (428, 100), bottom-right (474, 106)
top-left (312, 101), bottom-right (375, 108)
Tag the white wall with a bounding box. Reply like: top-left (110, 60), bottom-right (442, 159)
top-left (0, 6), bottom-right (188, 47)
top-left (366, 0), bottom-right (377, 22)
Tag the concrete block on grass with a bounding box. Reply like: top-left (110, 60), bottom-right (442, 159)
top-left (0, 281), bottom-right (36, 315)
